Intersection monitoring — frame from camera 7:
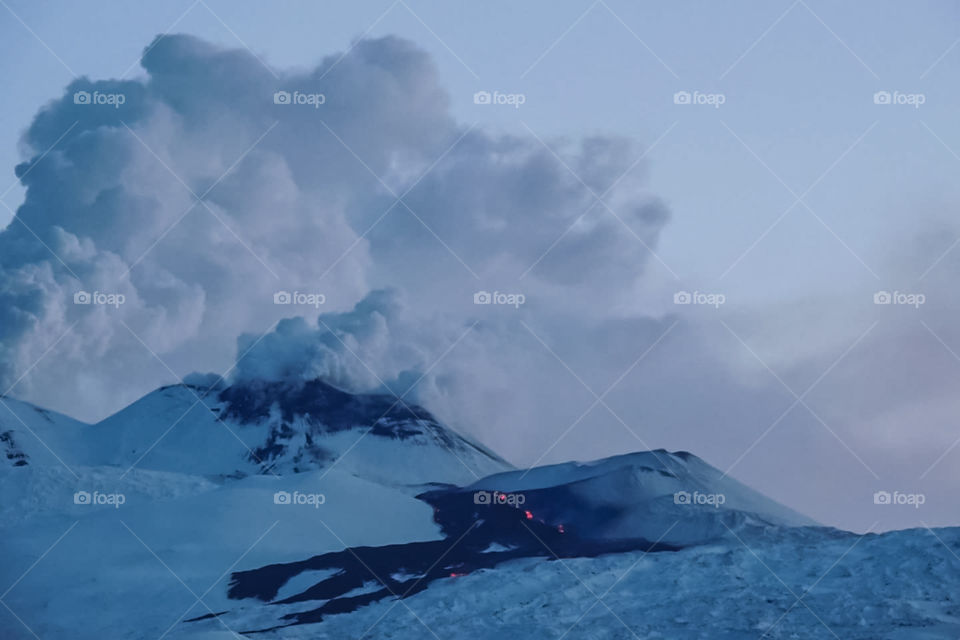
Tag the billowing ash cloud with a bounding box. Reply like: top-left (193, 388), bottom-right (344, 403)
top-left (0, 34), bottom-right (668, 423)
top-left (233, 288), bottom-right (425, 394)
top-left (8, 32), bottom-right (960, 533)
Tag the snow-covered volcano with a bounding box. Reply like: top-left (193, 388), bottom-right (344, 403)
top-left (218, 449), bottom-right (820, 634)
top-left (1, 379), bottom-right (508, 639)
top-left (1, 377), bottom-right (511, 485)
top-left (1, 382), bottom-right (957, 639)
top-left (447, 449), bottom-right (816, 546)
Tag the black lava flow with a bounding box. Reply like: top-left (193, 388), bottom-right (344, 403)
top-left (208, 485), bottom-right (681, 633)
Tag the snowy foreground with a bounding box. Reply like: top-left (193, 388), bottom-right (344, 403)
top-left (2, 380), bottom-right (958, 639)
top-left (205, 527), bottom-right (960, 640)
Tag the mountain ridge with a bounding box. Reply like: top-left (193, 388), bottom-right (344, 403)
top-left (1, 377), bottom-right (511, 485)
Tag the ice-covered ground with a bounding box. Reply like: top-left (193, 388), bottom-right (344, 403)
top-left (204, 525), bottom-right (960, 640)
top-left (0, 464), bottom-right (443, 640)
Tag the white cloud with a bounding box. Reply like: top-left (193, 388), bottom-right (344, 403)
top-left (4, 33), bottom-right (960, 532)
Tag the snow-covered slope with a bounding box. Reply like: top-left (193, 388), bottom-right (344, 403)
top-left (0, 379), bottom-right (510, 639)
top-left (2, 383), bottom-right (956, 640)
top-left (0, 396), bottom-right (92, 467)
top-left (3, 379), bottom-right (512, 485)
top-left (213, 379), bottom-right (511, 485)
top-left (450, 449), bottom-right (816, 546)
top-left (212, 525), bottom-right (960, 640)
top-left (0, 464), bottom-right (443, 640)
top-left (210, 449), bottom-right (820, 634)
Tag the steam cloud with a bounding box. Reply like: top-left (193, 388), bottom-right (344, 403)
top-left (0, 34), bottom-right (667, 423)
top-left (4, 33), bottom-right (960, 532)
